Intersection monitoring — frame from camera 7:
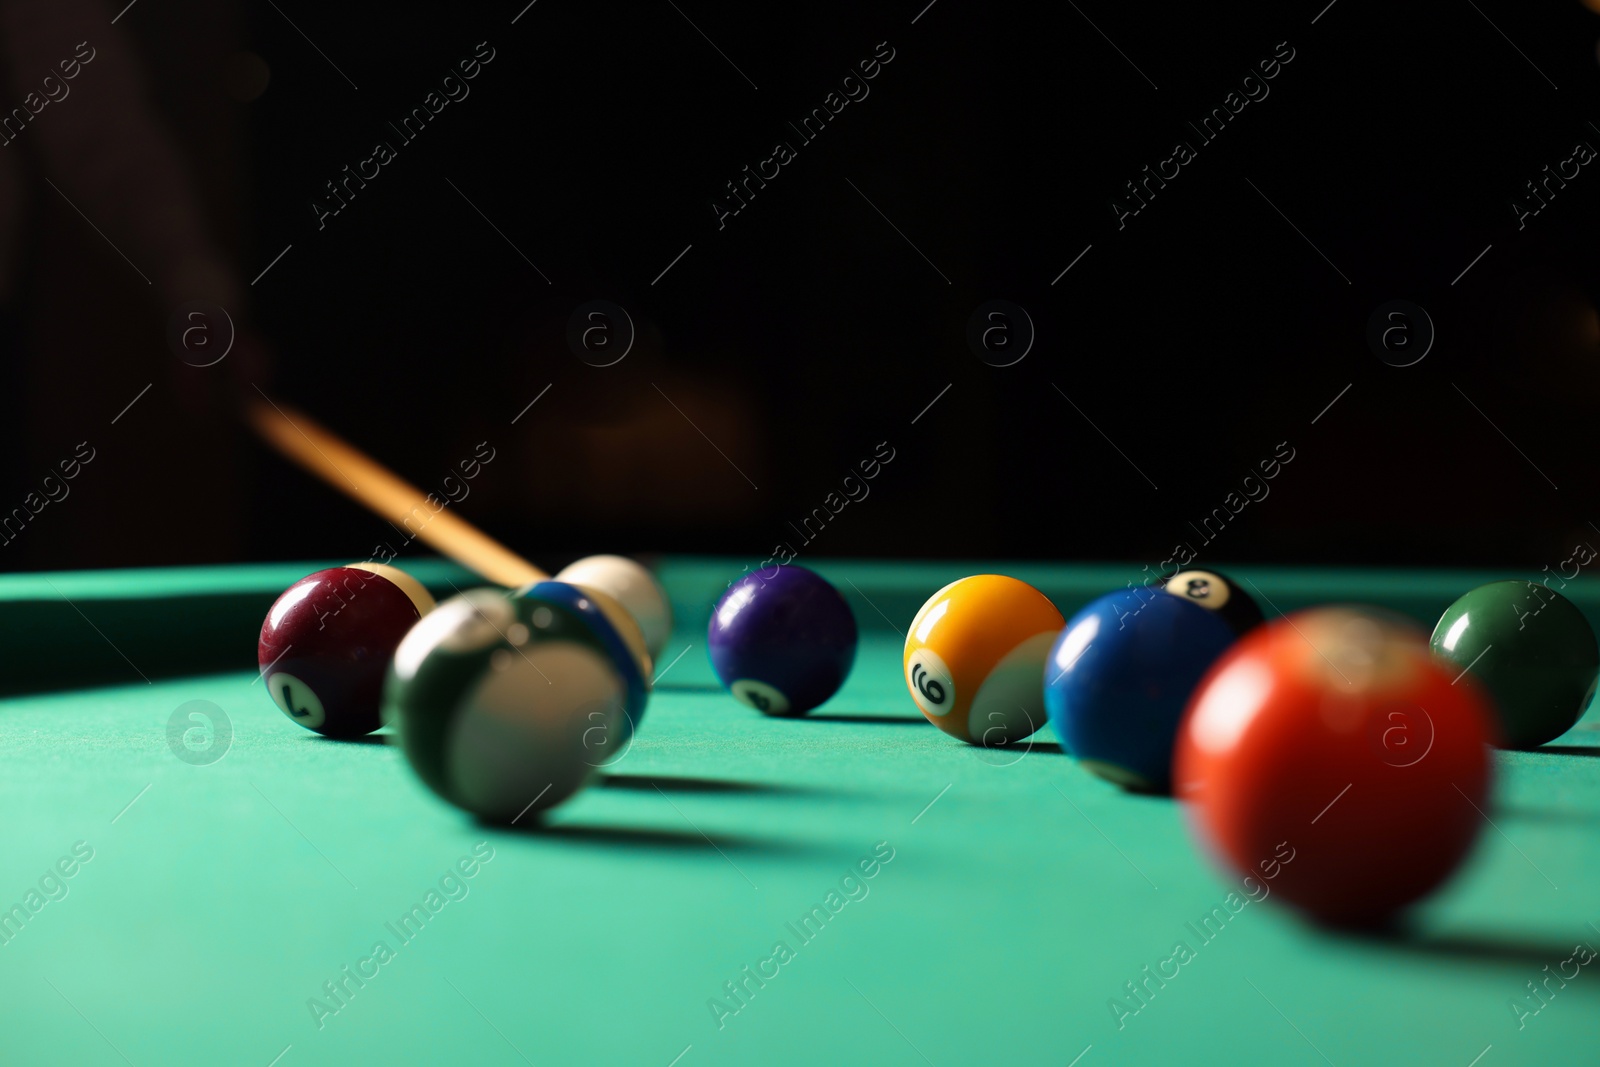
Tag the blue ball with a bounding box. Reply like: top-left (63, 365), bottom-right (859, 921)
top-left (1044, 588), bottom-right (1237, 792)
top-left (708, 566), bottom-right (858, 716)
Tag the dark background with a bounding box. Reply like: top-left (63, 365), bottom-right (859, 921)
top-left (5, 0), bottom-right (1600, 574)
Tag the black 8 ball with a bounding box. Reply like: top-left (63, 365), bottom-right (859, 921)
top-left (1161, 569), bottom-right (1264, 635)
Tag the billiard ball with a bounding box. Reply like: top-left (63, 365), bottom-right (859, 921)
top-left (708, 565), bottom-right (857, 716)
top-left (385, 588), bottom-right (628, 821)
top-left (1045, 588), bottom-right (1235, 790)
top-left (555, 555), bottom-right (673, 661)
top-left (903, 575), bottom-right (1063, 746)
top-left (1431, 580), bottom-right (1599, 749)
top-left (512, 579), bottom-right (651, 746)
top-left (258, 563), bottom-right (435, 737)
top-left (1175, 607), bottom-right (1495, 925)
top-left (1161, 568), bottom-right (1264, 634)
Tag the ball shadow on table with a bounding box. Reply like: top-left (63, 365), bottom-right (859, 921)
top-left (307, 733), bottom-right (391, 746)
top-left (1000, 740), bottom-right (1064, 756)
top-left (1531, 745), bottom-right (1600, 758)
top-left (1492, 803), bottom-right (1600, 826)
top-left (785, 713), bottom-right (1070, 758)
top-left (478, 817), bottom-right (798, 856)
top-left (802, 713), bottom-right (928, 726)
top-left (599, 771), bottom-right (822, 796)
top-left (1343, 925), bottom-right (1600, 987)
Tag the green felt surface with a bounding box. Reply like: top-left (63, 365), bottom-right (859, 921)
top-left (1, 561), bottom-right (1598, 1065)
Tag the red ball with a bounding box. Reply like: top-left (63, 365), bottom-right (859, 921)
top-left (1174, 607), bottom-right (1495, 925)
top-left (258, 564), bottom-right (435, 737)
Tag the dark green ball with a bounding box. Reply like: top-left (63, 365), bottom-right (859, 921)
top-left (384, 589), bottom-right (627, 822)
top-left (1430, 580), bottom-right (1599, 749)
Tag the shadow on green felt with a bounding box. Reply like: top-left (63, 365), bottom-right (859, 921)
top-left (483, 818), bottom-right (801, 854)
top-left (1533, 744), bottom-right (1600, 757)
top-left (600, 772), bottom-right (822, 796)
top-left (1346, 926), bottom-right (1600, 985)
top-left (1494, 803), bottom-right (1600, 825)
top-left (802, 713), bottom-right (928, 725)
top-left (1004, 740), bottom-right (1065, 756)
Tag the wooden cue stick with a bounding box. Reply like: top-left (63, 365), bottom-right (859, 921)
top-left (245, 398), bottom-right (548, 588)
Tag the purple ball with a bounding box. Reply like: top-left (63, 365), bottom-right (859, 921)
top-left (707, 565), bottom-right (858, 716)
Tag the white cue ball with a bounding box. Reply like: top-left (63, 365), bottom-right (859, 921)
top-left (556, 555), bottom-right (672, 661)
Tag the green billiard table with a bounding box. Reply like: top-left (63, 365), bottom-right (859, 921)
top-left (2, 558), bottom-right (1597, 1065)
